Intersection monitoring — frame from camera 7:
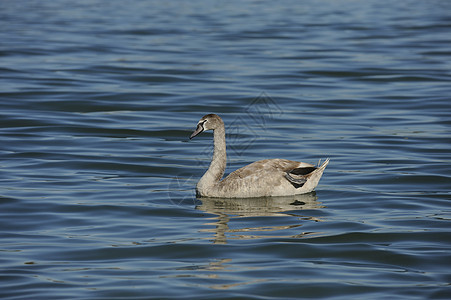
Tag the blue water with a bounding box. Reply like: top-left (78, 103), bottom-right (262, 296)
top-left (1, 0), bottom-right (450, 299)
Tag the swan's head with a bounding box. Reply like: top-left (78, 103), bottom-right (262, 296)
top-left (190, 114), bottom-right (224, 139)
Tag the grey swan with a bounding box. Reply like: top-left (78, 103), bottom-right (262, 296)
top-left (190, 114), bottom-right (329, 198)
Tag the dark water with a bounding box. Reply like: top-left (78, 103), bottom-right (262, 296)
top-left (1, 0), bottom-right (450, 299)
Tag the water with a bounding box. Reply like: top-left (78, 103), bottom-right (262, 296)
top-left (1, 0), bottom-right (450, 299)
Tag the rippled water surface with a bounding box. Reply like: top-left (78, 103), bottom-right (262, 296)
top-left (1, 1), bottom-right (450, 299)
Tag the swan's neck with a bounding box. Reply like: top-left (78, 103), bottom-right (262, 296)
top-left (198, 125), bottom-right (226, 192)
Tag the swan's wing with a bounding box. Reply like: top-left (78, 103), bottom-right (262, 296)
top-left (217, 158), bottom-right (327, 197)
top-left (223, 159), bottom-right (314, 181)
top-left (284, 165), bottom-right (318, 187)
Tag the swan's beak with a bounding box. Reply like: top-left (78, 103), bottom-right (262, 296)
top-left (190, 123), bottom-right (204, 139)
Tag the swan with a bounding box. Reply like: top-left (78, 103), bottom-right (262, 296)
top-left (190, 114), bottom-right (329, 198)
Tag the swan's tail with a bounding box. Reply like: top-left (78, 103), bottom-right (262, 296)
top-left (317, 158), bottom-right (330, 171)
top-left (300, 158), bottom-right (330, 193)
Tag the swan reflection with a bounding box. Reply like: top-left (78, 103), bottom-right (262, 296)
top-left (196, 192), bottom-right (325, 244)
